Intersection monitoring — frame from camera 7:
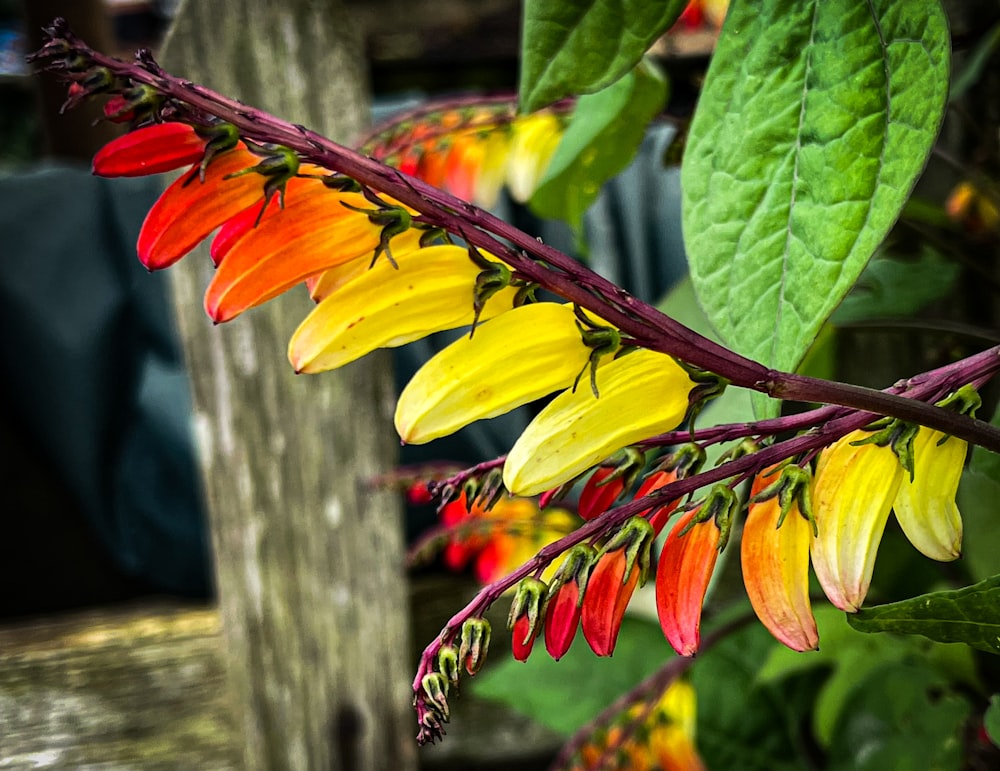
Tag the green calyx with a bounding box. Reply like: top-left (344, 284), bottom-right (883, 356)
top-left (572, 304), bottom-right (621, 398)
top-left (599, 515), bottom-right (656, 586)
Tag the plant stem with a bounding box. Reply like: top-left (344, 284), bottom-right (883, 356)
top-left (30, 23), bottom-right (1000, 452)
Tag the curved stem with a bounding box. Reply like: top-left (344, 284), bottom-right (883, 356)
top-left (31, 25), bottom-right (1000, 452)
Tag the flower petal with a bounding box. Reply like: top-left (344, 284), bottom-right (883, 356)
top-left (203, 186), bottom-right (381, 321)
top-left (395, 302), bottom-right (607, 445)
top-left (810, 431), bottom-right (904, 612)
top-left (137, 148), bottom-right (264, 269)
top-left (288, 245), bottom-right (519, 373)
top-left (503, 349), bottom-right (692, 496)
top-left (893, 429), bottom-right (965, 561)
top-left (581, 548), bottom-right (639, 657)
top-left (306, 228), bottom-right (425, 302)
top-left (741, 468), bottom-right (818, 652)
top-left (506, 112), bottom-right (563, 203)
top-left (656, 511), bottom-right (720, 656)
top-left (93, 122), bottom-right (207, 177)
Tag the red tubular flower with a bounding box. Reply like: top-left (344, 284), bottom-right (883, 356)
top-left (137, 147), bottom-right (267, 269)
top-left (92, 122), bottom-right (207, 178)
top-left (581, 517), bottom-right (655, 657)
top-left (508, 578), bottom-right (547, 662)
top-left (656, 486), bottom-right (735, 656)
top-left (578, 466), bottom-right (626, 521)
top-left (544, 544), bottom-right (597, 660)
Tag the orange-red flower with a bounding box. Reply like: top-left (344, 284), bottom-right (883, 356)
top-left (543, 544), bottom-right (596, 660)
top-left (581, 517), bottom-right (655, 657)
top-left (92, 122), bottom-right (207, 177)
top-left (741, 465), bottom-right (818, 652)
top-left (656, 486), bottom-right (735, 656)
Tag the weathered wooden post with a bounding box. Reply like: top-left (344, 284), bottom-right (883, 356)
top-left (161, 2), bottom-right (417, 769)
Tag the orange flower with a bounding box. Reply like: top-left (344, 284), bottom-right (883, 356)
top-left (741, 465), bottom-right (818, 652)
top-left (656, 486), bottom-right (735, 656)
top-left (137, 147), bottom-right (267, 269)
top-left (581, 517), bottom-right (655, 657)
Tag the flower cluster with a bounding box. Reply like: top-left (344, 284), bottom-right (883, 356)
top-left (30, 27), bottom-right (998, 752)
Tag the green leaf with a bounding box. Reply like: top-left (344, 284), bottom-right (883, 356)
top-left (691, 623), bottom-right (816, 770)
top-left (758, 604), bottom-right (975, 747)
top-left (530, 60), bottom-right (668, 228)
top-left (471, 617), bottom-right (668, 735)
top-left (831, 244), bottom-right (960, 324)
top-left (985, 694), bottom-right (1000, 747)
top-left (847, 575), bottom-right (1000, 653)
top-left (682, 0), bottom-right (950, 416)
top-left (519, 0), bottom-right (687, 112)
top-left (826, 662), bottom-right (970, 771)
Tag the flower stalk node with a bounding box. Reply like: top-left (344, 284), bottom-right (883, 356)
top-left (339, 198), bottom-right (412, 268)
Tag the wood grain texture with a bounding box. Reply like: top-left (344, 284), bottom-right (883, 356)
top-left (160, 2), bottom-right (416, 768)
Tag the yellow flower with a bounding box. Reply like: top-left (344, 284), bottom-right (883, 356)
top-left (810, 430), bottom-right (904, 612)
top-left (893, 428), bottom-right (966, 561)
top-left (503, 349), bottom-right (693, 496)
top-left (395, 302), bottom-right (616, 444)
top-left (288, 245), bottom-right (518, 373)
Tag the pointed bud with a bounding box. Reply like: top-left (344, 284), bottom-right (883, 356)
top-left (504, 349), bottom-right (694, 496)
top-left (656, 487), bottom-right (733, 656)
top-left (436, 645), bottom-right (461, 688)
top-left (507, 577), bottom-right (547, 662)
top-left (458, 617), bottom-right (491, 675)
top-left (544, 544), bottom-right (598, 660)
top-left (421, 672), bottom-right (450, 722)
top-left (742, 465), bottom-right (818, 652)
top-left (581, 517), bottom-right (655, 657)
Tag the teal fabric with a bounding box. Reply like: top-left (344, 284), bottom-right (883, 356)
top-left (0, 165), bottom-right (210, 596)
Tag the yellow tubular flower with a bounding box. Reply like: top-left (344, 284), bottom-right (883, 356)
top-left (395, 302), bottom-right (613, 444)
top-left (288, 245), bottom-right (518, 373)
top-left (893, 428), bottom-right (966, 561)
top-left (649, 680), bottom-right (706, 771)
top-left (810, 431), bottom-right (904, 612)
top-left (503, 349), bottom-right (693, 496)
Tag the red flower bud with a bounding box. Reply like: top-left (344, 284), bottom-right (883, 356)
top-left (92, 122), bottom-right (207, 178)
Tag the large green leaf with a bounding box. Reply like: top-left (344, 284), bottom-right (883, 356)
top-left (530, 60), bottom-right (668, 228)
top-left (519, 0), bottom-right (687, 112)
top-left (847, 575), bottom-right (1000, 654)
top-left (682, 0), bottom-right (950, 416)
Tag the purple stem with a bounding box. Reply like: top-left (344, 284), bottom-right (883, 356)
top-left (29, 23), bottom-right (1000, 452)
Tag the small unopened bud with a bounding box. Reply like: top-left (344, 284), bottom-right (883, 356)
top-left (436, 645), bottom-right (460, 687)
top-left (507, 577), bottom-right (547, 661)
top-left (458, 617), bottom-right (491, 675)
top-left (421, 672), bottom-right (450, 721)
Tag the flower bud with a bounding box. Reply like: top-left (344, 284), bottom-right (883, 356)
top-left (544, 544), bottom-right (598, 660)
top-left (581, 517), bottom-right (655, 657)
top-left (436, 645), bottom-right (461, 688)
top-left (421, 672), bottom-right (450, 721)
top-left (458, 617), bottom-right (491, 675)
top-left (507, 577), bottom-right (548, 662)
